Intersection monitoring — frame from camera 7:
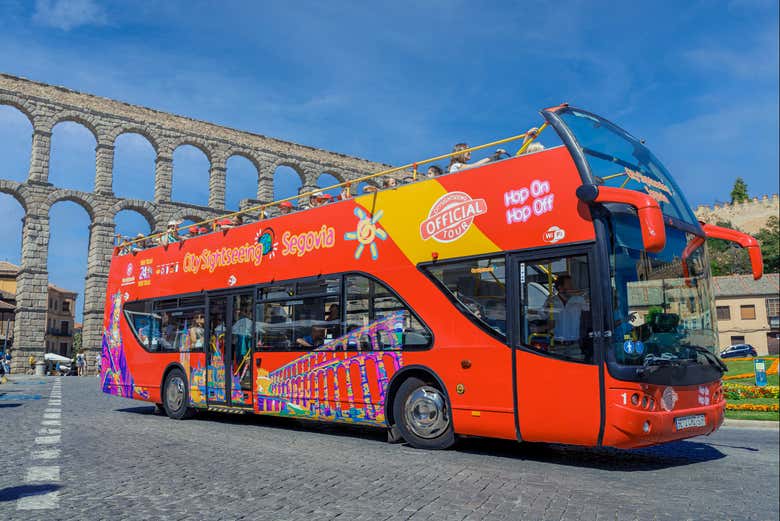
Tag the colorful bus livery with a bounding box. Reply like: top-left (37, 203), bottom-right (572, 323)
top-left (101, 105), bottom-right (763, 450)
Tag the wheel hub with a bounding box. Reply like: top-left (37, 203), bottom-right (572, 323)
top-left (166, 375), bottom-right (185, 411)
top-left (404, 386), bottom-right (449, 439)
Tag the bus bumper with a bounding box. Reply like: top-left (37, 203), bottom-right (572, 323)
top-left (603, 394), bottom-right (726, 449)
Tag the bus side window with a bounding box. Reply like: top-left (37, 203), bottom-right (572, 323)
top-left (520, 254), bottom-right (593, 363)
top-left (124, 300), bottom-right (157, 351)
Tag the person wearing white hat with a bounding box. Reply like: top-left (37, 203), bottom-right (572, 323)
top-left (161, 220), bottom-right (182, 245)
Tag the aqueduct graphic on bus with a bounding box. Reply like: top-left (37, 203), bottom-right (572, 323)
top-left (0, 73), bottom-right (387, 374)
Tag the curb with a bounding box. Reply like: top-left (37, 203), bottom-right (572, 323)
top-left (723, 418), bottom-right (779, 429)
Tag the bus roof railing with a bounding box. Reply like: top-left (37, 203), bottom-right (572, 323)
top-left (117, 122), bottom-right (548, 251)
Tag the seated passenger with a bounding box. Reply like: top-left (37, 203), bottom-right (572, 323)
top-left (296, 326), bottom-right (326, 348)
top-left (382, 178), bottom-right (398, 189)
top-left (426, 165), bottom-right (443, 178)
top-left (308, 191), bottom-right (323, 208)
top-left (320, 193), bottom-right (334, 204)
top-left (542, 274), bottom-right (589, 347)
top-left (160, 220), bottom-right (181, 245)
top-left (448, 143), bottom-right (492, 173)
top-left (519, 127), bottom-right (545, 154)
top-left (278, 201), bottom-right (294, 215)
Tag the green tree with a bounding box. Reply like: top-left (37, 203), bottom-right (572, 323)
top-left (73, 331), bottom-right (82, 352)
top-left (755, 215), bottom-right (780, 273)
top-left (730, 178), bottom-right (749, 203)
top-left (707, 220), bottom-right (751, 276)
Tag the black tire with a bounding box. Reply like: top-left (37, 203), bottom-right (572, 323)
top-left (392, 376), bottom-right (455, 450)
top-left (162, 368), bottom-right (196, 420)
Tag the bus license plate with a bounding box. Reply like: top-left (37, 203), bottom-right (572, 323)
top-left (675, 414), bottom-right (706, 431)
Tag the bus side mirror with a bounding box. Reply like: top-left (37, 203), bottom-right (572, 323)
top-left (576, 184), bottom-right (666, 253)
top-left (700, 222), bottom-right (763, 280)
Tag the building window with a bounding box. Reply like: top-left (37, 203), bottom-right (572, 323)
top-left (60, 321), bottom-right (69, 335)
top-left (730, 335), bottom-right (745, 345)
top-left (767, 297), bottom-right (779, 318)
top-left (63, 301), bottom-right (70, 313)
top-left (59, 342), bottom-right (68, 355)
top-left (716, 306), bottom-right (731, 320)
top-left (740, 305), bottom-right (756, 320)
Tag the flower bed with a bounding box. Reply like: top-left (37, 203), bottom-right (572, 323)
top-left (723, 384), bottom-right (780, 399)
top-left (726, 403), bottom-right (780, 412)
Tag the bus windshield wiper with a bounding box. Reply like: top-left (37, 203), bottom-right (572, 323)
top-left (642, 353), bottom-right (682, 367)
top-left (687, 345), bottom-right (728, 373)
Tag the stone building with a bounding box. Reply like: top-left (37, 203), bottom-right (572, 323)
top-left (46, 284), bottom-right (77, 357)
top-left (0, 261), bottom-right (77, 356)
top-left (695, 194), bottom-right (779, 234)
top-left (713, 273), bottom-right (780, 355)
top-left (0, 73), bottom-right (389, 374)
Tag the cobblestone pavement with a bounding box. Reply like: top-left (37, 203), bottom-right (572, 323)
top-left (1, 376), bottom-right (778, 521)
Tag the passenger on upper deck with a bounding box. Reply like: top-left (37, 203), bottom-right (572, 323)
top-left (278, 201), bottom-right (294, 215)
top-left (383, 178), bottom-right (398, 189)
top-left (426, 165), bottom-right (443, 178)
top-left (448, 143), bottom-right (493, 173)
top-left (308, 191), bottom-right (323, 209)
top-left (519, 127), bottom-right (545, 154)
top-left (160, 220), bottom-right (181, 246)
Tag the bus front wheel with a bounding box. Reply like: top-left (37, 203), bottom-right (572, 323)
top-left (163, 368), bottom-right (195, 420)
top-left (393, 377), bottom-right (455, 450)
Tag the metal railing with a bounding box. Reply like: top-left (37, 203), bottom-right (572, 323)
top-left (116, 123), bottom-right (548, 252)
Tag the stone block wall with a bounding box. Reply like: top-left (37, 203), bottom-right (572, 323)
top-left (0, 73), bottom-right (388, 374)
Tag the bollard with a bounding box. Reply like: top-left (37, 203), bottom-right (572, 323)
top-left (35, 360), bottom-right (45, 376)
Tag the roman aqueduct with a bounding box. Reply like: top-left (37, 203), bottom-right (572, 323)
top-left (0, 73), bottom-right (387, 374)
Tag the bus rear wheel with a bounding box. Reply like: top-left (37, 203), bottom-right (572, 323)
top-left (393, 377), bottom-right (455, 450)
top-left (163, 368), bottom-right (195, 420)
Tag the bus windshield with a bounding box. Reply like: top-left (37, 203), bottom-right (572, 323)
top-left (557, 108), bottom-right (699, 225)
top-left (609, 209), bottom-right (719, 369)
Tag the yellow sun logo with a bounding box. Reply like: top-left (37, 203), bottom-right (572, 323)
top-left (344, 207), bottom-right (387, 260)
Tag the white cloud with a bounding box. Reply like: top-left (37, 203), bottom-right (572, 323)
top-left (32, 0), bottom-right (107, 31)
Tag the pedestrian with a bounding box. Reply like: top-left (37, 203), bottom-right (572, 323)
top-left (29, 354), bottom-right (36, 375)
top-left (76, 351), bottom-right (86, 376)
top-left (95, 352), bottom-right (101, 376)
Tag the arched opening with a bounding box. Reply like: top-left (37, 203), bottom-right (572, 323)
top-left (317, 173), bottom-right (342, 199)
top-left (0, 105), bottom-right (33, 182)
top-left (0, 193), bottom-right (23, 352)
top-left (273, 166), bottom-right (303, 207)
top-left (356, 181), bottom-right (376, 196)
top-left (49, 121), bottom-right (97, 192)
top-left (225, 155), bottom-right (258, 211)
top-left (114, 209), bottom-right (153, 245)
top-left (113, 133), bottom-right (156, 201)
top-left (172, 144), bottom-right (210, 207)
top-left (47, 201), bottom-right (91, 355)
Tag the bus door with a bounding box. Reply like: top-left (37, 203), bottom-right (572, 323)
top-left (511, 247), bottom-right (604, 446)
top-left (206, 292), bottom-right (255, 407)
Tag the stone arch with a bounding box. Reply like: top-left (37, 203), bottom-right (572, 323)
top-left (225, 153), bottom-right (260, 211)
top-left (0, 103), bottom-right (34, 183)
top-left (109, 126), bottom-right (161, 153)
top-left (273, 163), bottom-right (304, 204)
top-left (170, 139), bottom-right (213, 163)
top-left (0, 179), bottom-right (28, 212)
top-left (0, 190), bottom-right (25, 268)
top-left (110, 199), bottom-right (157, 231)
top-left (171, 143), bottom-right (211, 206)
top-left (50, 111), bottom-right (100, 140)
top-left (46, 189), bottom-right (97, 222)
top-left (49, 119), bottom-right (98, 192)
top-left (112, 132), bottom-right (157, 200)
top-left (0, 94), bottom-right (36, 127)
top-left (316, 171), bottom-right (344, 198)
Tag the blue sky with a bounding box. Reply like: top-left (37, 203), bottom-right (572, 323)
top-left (0, 0), bottom-right (778, 322)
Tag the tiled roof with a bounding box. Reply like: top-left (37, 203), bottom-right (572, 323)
top-left (0, 288), bottom-right (15, 300)
top-left (712, 273), bottom-right (779, 298)
top-left (47, 284), bottom-right (78, 296)
top-left (0, 300), bottom-right (14, 311)
top-left (0, 261), bottom-right (20, 275)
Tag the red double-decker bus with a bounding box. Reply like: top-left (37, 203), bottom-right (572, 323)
top-left (101, 105), bottom-right (763, 449)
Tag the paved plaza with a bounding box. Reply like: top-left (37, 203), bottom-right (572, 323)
top-left (1, 375), bottom-right (778, 521)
